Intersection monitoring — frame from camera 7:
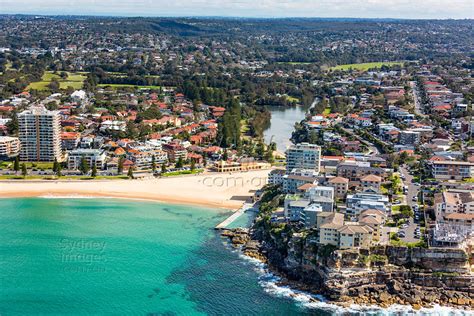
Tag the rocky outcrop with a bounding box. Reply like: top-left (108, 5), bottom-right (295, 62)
top-left (231, 225), bottom-right (474, 310)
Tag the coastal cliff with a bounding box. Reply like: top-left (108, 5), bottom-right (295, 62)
top-left (222, 226), bottom-right (474, 310)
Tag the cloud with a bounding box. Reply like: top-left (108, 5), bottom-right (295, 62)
top-left (0, 0), bottom-right (472, 19)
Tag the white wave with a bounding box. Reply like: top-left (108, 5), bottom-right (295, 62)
top-left (39, 194), bottom-right (95, 199)
top-left (237, 251), bottom-right (473, 316)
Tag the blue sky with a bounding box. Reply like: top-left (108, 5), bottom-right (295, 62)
top-left (0, 0), bottom-right (473, 19)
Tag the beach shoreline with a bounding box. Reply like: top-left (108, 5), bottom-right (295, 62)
top-left (0, 170), bottom-right (270, 210)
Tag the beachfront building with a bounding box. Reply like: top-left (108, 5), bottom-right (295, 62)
top-left (18, 105), bottom-right (62, 162)
top-left (286, 143), bottom-right (321, 174)
top-left (67, 149), bottom-right (106, 170)
top-left (268, 168), bottom-right (286, 185)
top-left (213, 158), bottom-right (270, 173)
top-left (0, 136), bottom-right (20, 158)
top-left (127, 148), bottom-right (168, 170)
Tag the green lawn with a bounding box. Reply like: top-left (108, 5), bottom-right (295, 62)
top-left (331, 62), bottom-right (403, 71)
top-left (322, 108), bottom-right (331, 115)
top-left (161, 169), bottom-right (203, 177)
top-left (27, 71), bottom-right (87, 91)
top-left (97, 84), bottom-right (162, 90)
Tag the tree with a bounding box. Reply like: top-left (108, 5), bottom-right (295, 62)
top-left (79, 156), bottom-right (90, 175)
top-left (21, 163), bottom-right (27, 178)
top-left (223, 149), bottom-right (228, 161)
top-left (161, 164), bottom-right (167, 174)
top-left (175, 156), bottom-right (184, 168)
top-left (91, 165), bottom-right (97, 178)
top-left (118, 157), bottom-right (124, 174)
top-left (53, 158), bottom-right (58, 173)
top-left (13, 156), bottom-right (20, 173)
top-left (56, 163), bottom-right (62, 178)
top-left (399, 205), bottom-right (414, 218)
top-left (190, 159), bottom-right (196, 171)
top-left (127, 167), bottom-right (134, 179)
top-left (151, 155), bottom-right (156, 172)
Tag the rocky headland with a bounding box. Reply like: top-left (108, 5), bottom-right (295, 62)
top-left (221, 227), bottom-right (474, 311)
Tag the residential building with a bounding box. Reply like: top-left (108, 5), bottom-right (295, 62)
top-left (327, 176), bottom-right (349, 198)
top-left (286, 143), bottom-right (321, 174)
top-left (0, 136), bottom-right (20, 158)
top-left (399, 130), bottom-right (420, 145)
top-left (430, 160), bottom-right (474, 180)
top-left (337, 161), bottom-right (389, 188)
top-left (268, 168), bottom-right (286, 185)
top-left (68, 149), bottom-right (106, 170)
top-left (300, 204), bottom-right (323, 228)
top-left (282, 169), bottom-right (319, 194)
top-left (18, 106), bottom-right (62, 162)
top-left (346, 192), bottom-right (390, 217)
top-left (360, 174), bottom-right (383, 193)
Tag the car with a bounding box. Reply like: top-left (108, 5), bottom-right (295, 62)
top-left (412, 196), bottom-right (418, 202)
top-left (398, 231), bottom-right (406, 238)
top-left (401, 224), bottom-right (409, 229)
top-left (414, 183), bottom-right (421, 186)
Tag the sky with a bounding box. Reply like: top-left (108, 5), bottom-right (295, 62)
top-left (0, 0), bottom-right (473, 19)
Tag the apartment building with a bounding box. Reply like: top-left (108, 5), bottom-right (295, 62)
top-left (346, 192), bottom-right (390, 217)
top-left (399, 130), bottom-right (421, 145)
top-left (327, 176), bottom-right (349, 198)
top-left (68, 149), bottom-right (106, 170)
top-left (0, 136), bottom-right (20, 158)
top-left (18, 106), bottom-right (62, 162)
top-left (337, 161), bottom-right (389, 188)
top-left (431, 160), bottom-right (474, 180)
top-left (286, 143), bottom-right (321, 174)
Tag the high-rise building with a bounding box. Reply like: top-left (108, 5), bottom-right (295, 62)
top-left (285, 143), bottom-right (321, 174)
top-left (18, 105), bottom-right (62, 162)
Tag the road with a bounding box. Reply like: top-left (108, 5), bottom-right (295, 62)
top-left (340, 127), bottom-right (380, 156)
top-left (398, 165), bottom-right (422, 243)
top-left (410, 81), bottom-right (427, 118)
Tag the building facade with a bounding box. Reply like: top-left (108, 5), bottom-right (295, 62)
top-left (18, 106), bottom-right (62, 162)
top-left (0, 136), bottom-right (20, 158)
top-left (286, 143), bottom-right (321, 174)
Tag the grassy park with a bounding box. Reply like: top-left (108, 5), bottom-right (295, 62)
top-left (331, 62), bottom-right (403, 71)
top-left (27, 71), bottom-right (87, 91)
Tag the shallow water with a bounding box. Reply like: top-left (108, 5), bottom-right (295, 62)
top-left (0, 198), bottom-right (470, 315)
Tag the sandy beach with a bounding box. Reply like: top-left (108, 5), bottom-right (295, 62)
top-left (0, 170), bottom-right (270, 210)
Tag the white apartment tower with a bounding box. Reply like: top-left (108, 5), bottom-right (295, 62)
top-left (286, 143), bottom-right (322, 174)
top-left (18, 105), bottom-right (62, 162)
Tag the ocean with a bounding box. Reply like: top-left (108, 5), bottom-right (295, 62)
top-left (0, 198), bottom-right (470, 315)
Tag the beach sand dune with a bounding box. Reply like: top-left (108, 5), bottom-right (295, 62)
top-left (0, 170), bottom-right (270, 210)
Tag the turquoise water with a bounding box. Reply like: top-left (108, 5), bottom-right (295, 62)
top-left (0, 198), bottom-right (331, 315)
